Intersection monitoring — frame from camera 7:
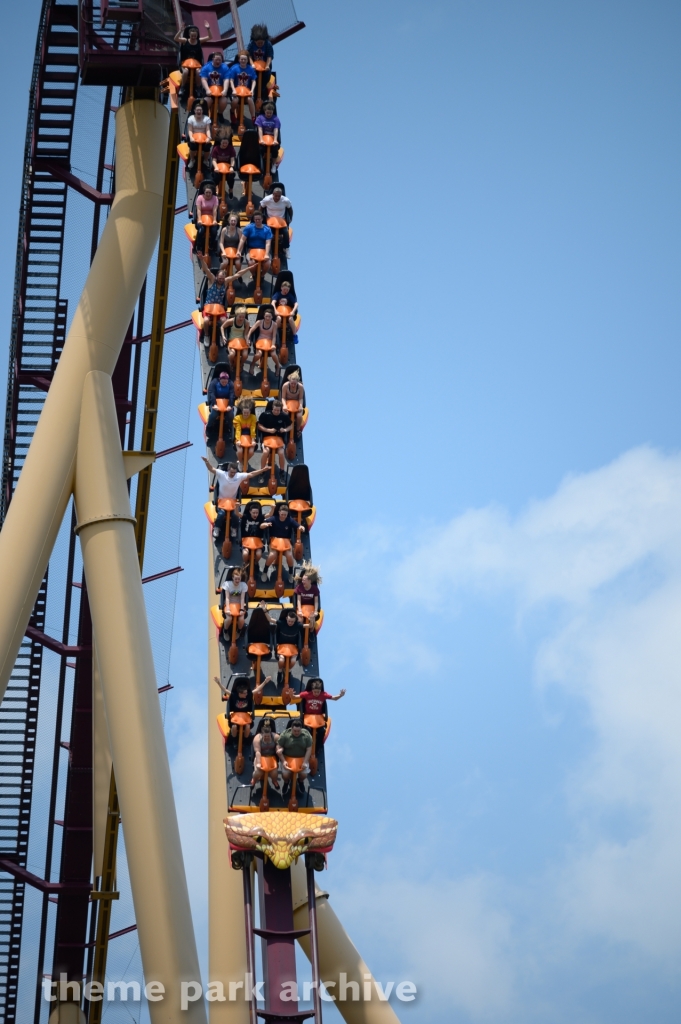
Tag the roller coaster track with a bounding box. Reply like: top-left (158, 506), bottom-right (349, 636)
top-left (172, 7), bottom-right (336, 1015)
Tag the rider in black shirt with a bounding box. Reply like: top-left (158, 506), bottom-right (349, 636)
top-left (275, 609), bottom-right (303, 678)
top-left (260, 503), bottom-right (303, 581)
top-left (175, 24), bottom-right (211, 96)
top-left (261, 504), bottom-right (299, 540)
top-left (258, 399), bottom-right (291, 473)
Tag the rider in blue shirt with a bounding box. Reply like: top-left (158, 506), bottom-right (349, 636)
top-left (201, 52), bottom-right (230, 118)
top-left (238, 211), bottom-right (273, 273)
top-left (207, 371), bottom-right (235, 407)
top-left (228, 53), bottom-right (257, 122)
top-left (247, 24), bottom-right (274, 109)
top-left (206, 371), bottom-right (235, 445)
top-left (241, 221), bottom-right (273, 251)
top-left (247, 24), bottom-right (274, 68)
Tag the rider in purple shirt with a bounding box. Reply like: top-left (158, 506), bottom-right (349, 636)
top-left (255, 102), bottom-right (281, 168)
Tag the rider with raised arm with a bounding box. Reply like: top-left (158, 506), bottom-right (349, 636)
top-left (199, 261), bottom-right (249, 354)
top-left (176, 23), bottom-right (211, 98)
top-left (201, 458), bottom-right (268, 541)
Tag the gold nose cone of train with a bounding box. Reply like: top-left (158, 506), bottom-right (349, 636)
top-left (224, 811), bottom-right (338, 869)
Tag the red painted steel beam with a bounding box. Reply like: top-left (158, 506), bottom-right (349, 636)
top-left (125, 318), bottom-right (193, 344)
top-left (257, 862), bottom-right (304, 1022)
top-left (25, 625), bottom-right (91, 657)
top-left (271, 23), bottom-right (306, 46)
top-left (16, 372), bottom-right (53, 392)
top-left (141, 566), bottom-right (184, 584)
top-left (156, 441), bottom-right (193, 458)
top-left (79, 923), bottom-right (138, 948)
top-left (33, 161), bottom-right (113, 204)
top-left (0, 860), bottom-right (91, 894)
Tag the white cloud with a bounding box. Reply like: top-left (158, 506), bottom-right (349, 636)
top-left (333, 866), bottom-right (515, 1019)
top-left (324, 446), bottom-right (681, 1018)
top-left (542, 577), bottom-right (681, 958)
top-left (397, 445), bottom-right (681, 609)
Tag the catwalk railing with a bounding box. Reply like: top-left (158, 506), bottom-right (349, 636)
top-left (0, 5), bottom-right (79, 1018)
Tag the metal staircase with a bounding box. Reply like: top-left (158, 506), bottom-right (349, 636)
top-left (0, 4), bottom-right (78, 1020)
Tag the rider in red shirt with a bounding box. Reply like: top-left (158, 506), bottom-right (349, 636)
top-left (294, 678), bottom-right (346, 750)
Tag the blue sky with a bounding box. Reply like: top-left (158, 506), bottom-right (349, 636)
top-left (3, 2), bottom-right (681, 1022)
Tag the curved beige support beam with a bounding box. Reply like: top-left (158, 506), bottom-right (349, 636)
top-left (0, 99), bottom-right (169, 701)
top-left (48, 1004), bottom-right (85, 1023)
top-left (75, 370), bottom-right (206, 1024)
top-left (207, 538), bottom-right (250, 1023)
top-left (291, 862), bottom-right (402, 1024)
top-left (92, 648), bottom-right (112, 879)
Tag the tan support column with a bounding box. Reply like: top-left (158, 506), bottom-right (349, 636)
top-left (208, 538), bottom-right (249, 1022)
top-left (291, 862), bottom-right (402, 1024)
top-left (0, 99), bottom-right (169, 701)
top-left (48, 1004), bottom-right (85, 1023)
top-left (92, 648), bottom-right (112, 879)
top-left (74, 370), bottom-right (206, 1024)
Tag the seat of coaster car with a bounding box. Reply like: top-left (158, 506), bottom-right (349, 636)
top-left (287, 464), bottom-right (312, 506)
top-left (286, 464), bottom-right (314, 530)
top-left (247, 606), bottom-right (272, 649)
top-left (238, 130), bottom-right (262, 177)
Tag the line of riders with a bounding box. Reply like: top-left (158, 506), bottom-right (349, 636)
top-left (203, 384), bottom-right (303, 472)
top-left (177, 18), bottom-right (297, 371)
top-left (216, 677), bottom-right (345, 794)
top-left (176, 21), bottom-right (277, 129)
top-left (198, 270), bottom-right (298, 373)
top-left (178, 23), bottom-right (344, 797)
